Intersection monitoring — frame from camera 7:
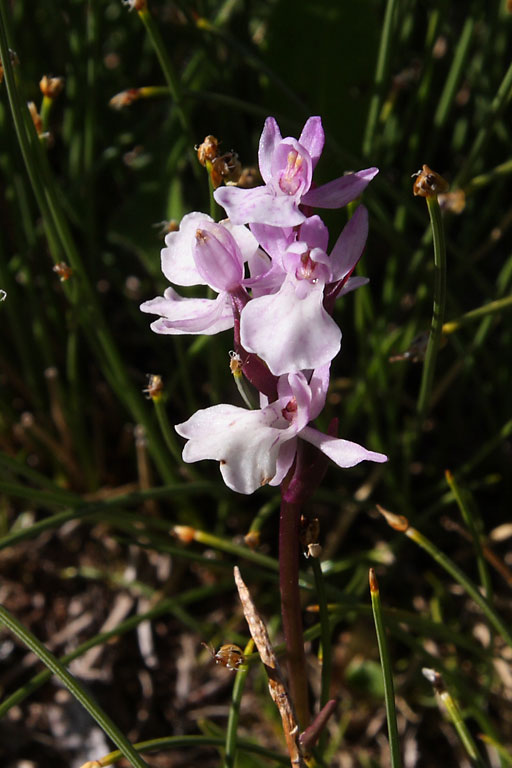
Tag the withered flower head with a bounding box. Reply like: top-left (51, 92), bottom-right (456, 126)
top-left (109, 88), bottom-right (141, 109)
top-left (412, 164), bottom-right (449, 198)
top-left (196, 135), bottom-right (220, 167)
top-left (39, 75), bottom-right (64, 100)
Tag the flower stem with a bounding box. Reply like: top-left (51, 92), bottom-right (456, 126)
top-left (417, 194), bottom-right (447, 423)
top-left (279, 498), bottom-right (309, 729)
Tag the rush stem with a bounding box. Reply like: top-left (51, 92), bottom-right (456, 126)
top-left (279, 498), bottom-right (310, 729)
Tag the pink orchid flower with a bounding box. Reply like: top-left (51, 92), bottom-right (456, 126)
top-left (175, 367), bottom-right (387, 495)
top-left (214, 116), bottom-right (378, 227)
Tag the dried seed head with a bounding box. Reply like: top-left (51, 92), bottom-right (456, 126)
top-left (300, 515), bottom-right (321, 558)
top-left (196, 135), bottom-right (220, 167)
top-left (438, 189), bottom-right (466, 214)
top-left (244, 529), bottom-right (261, 550)
top-left (39, 75), bottom-right (64, 99)
top-left (202, 642), bottom-right (246, 670)
top-left (109, 88), bottom-right (141, 109)
top-left (412, 164), bottom-right (449, 198)
top-left (173, 525), bottom-right (196, 543)
top-left (53, 262), bottom-right (73, 282)
top-left (229, 350), bottom-right (243, 378)
top-left (28, 101), bottom-right (43, 135)
top-left (143, 373), bottom-right (164, 401)
top-left (211, 151), bottom-right (242, 188)
top-left (375, 504), bottom-right (410, 532)
top-left (236, 166), bottom-right (261, 188)
top-left (0, 49), bottom-right (19, 83)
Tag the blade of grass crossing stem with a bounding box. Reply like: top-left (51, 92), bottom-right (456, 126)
top-left (0, 584), bottom-right (231, 717)
top-left (455, 59), bottom-right (512, 186)
top-left (376, 507), bottom-right (512, 649)
top-left (406, 526), bottom-right (512, 648)
top-left (445, 470), bottom-right (492, 600)
top-left (362, 0), bottom-right (398, 157)
top-left (224, 639), bottom-right (254, 768)
top-left (0, 604), bottom-right (150, 768)
top-left (417, 194), bottom-right (447, 423)
top-left (422, 668), bottom-right (486, 768)
top-left (369, 570), bottom-right (402, 768)
top-left (80, 735), bottom-right (290, 767)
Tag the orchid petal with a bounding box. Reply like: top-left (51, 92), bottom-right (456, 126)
top-left (141, 288), bottom-right (233, 335)
top-left (297, 214), bottom-right (329, 252)
top-left (258, 117), bottom-right (282, 184)
top-left (300, 425), bottom-right (388, 467)
top-left (298, 116), bottom-right (324, 170)
top-left (241, 279), bottom-right (341, 375)
top-left (330, 205), bottom-right (369, 281)
top-left (302, 167), bottom-right (379, 209)
top-left (176, 402), bottom-right (291, 494)
top-left (215, 184), bottom-right (306, 226)
top-left (161, 212), bottom-right (213, 286)
top-left (270, 437), bottom-right (297, 486)
top-left (309, 364), bottom-right (331, 420)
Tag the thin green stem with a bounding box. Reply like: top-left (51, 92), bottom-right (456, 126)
top-left (224, 639), bottom-right (254, 768)
top-left (311, 555), bottom-right (332, 758)
top-left (137, 6), bottom-right (199, 176)
top-left (445, 470), bottom-right (492, 600)
top-left (0, 604), bottom-right (150, 768)
top-left (92, 734), bottom-right (289, 766)
top-left (406, 526), bottom-right (512, 648)
top-left (369, 570), bottom-right (402, 768)
top-left (311, 557), bottom-right (332, 712)
top-left (456, 58), bottom-right (512, 186)
top-left (0, 583), bottom-right (230, 717)
top-left (442, 294), bottom-right (512, 334)
top-left (362, 0), bottom-right (398, 157)
top-left (423, 669), bottom-right (486, 768)
top-left (417, 195), bottom-right (447, 423)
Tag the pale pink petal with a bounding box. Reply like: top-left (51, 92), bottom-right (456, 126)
top-left (269, 437), bottom-right (297, 486)
top-left (176, 402), bottom-right (292, 494)
top-left (337, 275), bottom-right (369, 296)
top-left (258, 117), bottom-right (282, 183)
top-left (214, 184), bottom-right (306, 226)
top-left (329, 206), bottom-right (368, 281)
top-left (141, 289), bottom-right (233, 335)
top-left (240, 279), bottom-right (341, 375)
top-left (302, 167), bottom-right (379, 209)
top-left (300, 426), bottom-right (388, 467)
top-left (308, 364), bottom-right (331, 420)
top-left (297, 214), bottom-right (329, 252)
top-left (161, 212), bottom-right (213, 286)
top-left (193, 222), bottom-right (244, 291)
top-left (298, 116), bottom-right (324, 169)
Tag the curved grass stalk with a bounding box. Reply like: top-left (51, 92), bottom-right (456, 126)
top-left (362, 0), bottom-right (398, 157)
top-left (369, 570), bottom-right (402, 768)
top-left (0, 583), bottom-right (231, 718)
top-left (80, 734), bottom-right (289, 767)
top-left (224, 639), bottom-right (254, 768)
top-left (417, 195), bottom-right (447, 423)
top-left (0, 604), bottom-right (150, 768)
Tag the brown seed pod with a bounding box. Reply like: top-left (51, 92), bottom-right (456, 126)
top-left (196, 135), bottom-right (220, 167)
top-left (143, 373), bottom-right (164, 401)
top-left (412, 164), bottom-right (449, 198)
top-left (202, 642), bottom-right (246, 671)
